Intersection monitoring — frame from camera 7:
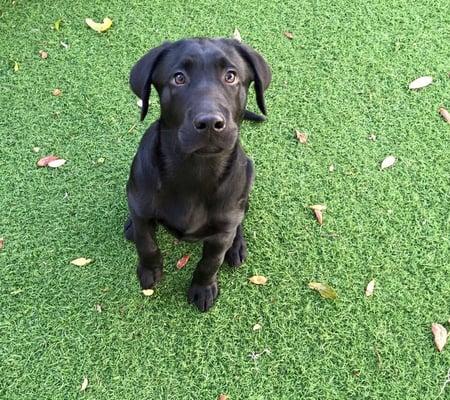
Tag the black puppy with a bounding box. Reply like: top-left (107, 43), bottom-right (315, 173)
top-left (125, 38), bottom-right (271, 311)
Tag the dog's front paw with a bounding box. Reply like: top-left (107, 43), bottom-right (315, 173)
top-left (188, 280), bottom-right (219, 312)
top-left (225, 235), bottom-right (247, 268)
top-left (137, 264), bottom-right (163, 289)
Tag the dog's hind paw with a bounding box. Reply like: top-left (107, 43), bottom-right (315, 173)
top-left (188, 281), bottom-right (219, 312)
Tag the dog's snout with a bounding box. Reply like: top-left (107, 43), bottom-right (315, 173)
top-left (193, 113), bottom-right (226, 133)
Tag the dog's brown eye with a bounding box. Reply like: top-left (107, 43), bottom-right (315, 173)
top-left (173, 72), bottom-right (186, 85)
top-left (224, 71), bottom-right (236, 83)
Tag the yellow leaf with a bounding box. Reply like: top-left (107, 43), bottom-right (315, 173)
top-left (308, 282), bottom-right (337, 299)
top-left (70, 257), bottom-right (92, 267)
top-left (85, 17), bottom-right (113, 33)
top-left (249, 275), bottom-right (267, 285)
top-left (13, 61), bottom-right (19, 72)
top-left (432, 323), bottom-right (448, 352)
top-left (53, 19), bottom-right (62, 31)
top-left (80, 377), bottom-right (88, 392)
top-left (142, 289), bottom-right (154, 296)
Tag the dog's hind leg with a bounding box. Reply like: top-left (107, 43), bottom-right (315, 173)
top-left (225, 224), bottom-right (247, 268)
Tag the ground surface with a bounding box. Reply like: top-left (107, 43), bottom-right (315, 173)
top-left (1, 1), bottom-right (450, 399)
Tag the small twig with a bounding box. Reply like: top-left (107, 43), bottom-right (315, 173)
top-left (127, 123), bottom-right (137, 133)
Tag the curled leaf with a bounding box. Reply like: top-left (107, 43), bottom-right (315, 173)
top-left (218, 395), bottom-right (229, 400)
top-left (409, 76), bottom-right (433, 90)
top-left (233, 28), bottom-right (242, 42)
top-left (37, 155), bottom-right (59, 167)
top-left (439, 107), bottom-right (450, 124)
top-left (70, 257), bottom-right (92, 267)
top-left (142, 289), bottom-right (154, 297)
top-left (252, 323), bottom-right (262, 331)
top-left (432, 323), bottom-right (448, 352)
top-left (176, 254), bottom-right (190, 270)
top-left (309, 204), bottom-right (326, 225)
top-left (249, 275), bottom-right (267, 285)
top-left (365, 279), bottom-right (375, 296)
top-left (295, 130), bottom-right (308, 144)
top-left (39, 50), bottom-right (48, 59)
top-left (52, 88), bottom-right (61, 96)
top-left (85, 17), bottom-right (113, 33)
top-left (48, 158), bottom-right (66, 168)
top-left (381, 155), bottom-right (396, 170)
top-left (308, 282), bottom-right (337, 299)
top-left (80, 377), bottom-right (88, 392)
top-left (284, 31), bottom-right (294, 40)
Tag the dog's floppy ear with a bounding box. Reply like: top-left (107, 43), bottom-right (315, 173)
top-left (130, 42), bottom-right (172, 121)
top-left (235, 42), bottom-right (272, 115)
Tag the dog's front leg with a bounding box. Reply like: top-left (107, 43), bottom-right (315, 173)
top-left (188, 232), bottom-right (235, 312)
top-left (132, 215), bottom-right (163, 289)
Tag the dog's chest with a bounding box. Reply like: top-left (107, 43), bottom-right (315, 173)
top-left (156, 193), bottom-right (242, 240)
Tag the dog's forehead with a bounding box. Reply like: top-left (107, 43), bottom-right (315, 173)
top-left (163, 39), bottom-right (245, 70)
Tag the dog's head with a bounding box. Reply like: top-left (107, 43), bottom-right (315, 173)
top-left (129, 38), bottom-right (271, 155)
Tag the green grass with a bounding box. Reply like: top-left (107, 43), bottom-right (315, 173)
top-left (1, 0), bottom-right (450, 398)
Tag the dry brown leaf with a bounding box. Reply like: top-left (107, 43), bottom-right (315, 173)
top-left (70, 257), bottom-right (92, 267)
top-left (85, 17), bottom-right (113, 33)
top-left (432, 323), bottom-right (448, 352)
top-left (308, 282), bottom-right (337, 299)
top-left (409, 76), bottom-right (433, 90)
top-left (52, 88), bottom-right (61, 96)
top-left (252, 323), bottom-right (262, 331)
top-left (381, 155), bottom-right (396, 170)
top-left (365, 279), bottom-right (375, 297)
top-left (80, 377), bottom-right (88, 392)
top-left (37, 155), bottom-right (59, 167)
top-left (309, 204), bottom-right (326, 225)
top-left (295, 130), bottom-right (308, 144)
top-left (48, 159), bottom-right (66, 168)
top-left (39, 50), bottom-right (48, 59)
top-left (0, 238), bottom-right (4, 250)
top-left (249, 275), bottom-right (267, 285)
top-left (284, 31), bottom-right (294, 40)
top-left (218, 395), bottom-right (229, 400)
top-left (176, 254), bottom-right (190, 270)
top-left (439, 107), bottom-right (450, 124)
top-left (233, 28), bottom-right (242, 42)
top-left (142, 289), bottom-right (154, 296)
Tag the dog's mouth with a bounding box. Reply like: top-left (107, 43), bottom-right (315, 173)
top-left (194, 145), bottom-right (223, 155)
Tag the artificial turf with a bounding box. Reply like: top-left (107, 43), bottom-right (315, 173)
top-left (1, 0), bottom-right (450, 398)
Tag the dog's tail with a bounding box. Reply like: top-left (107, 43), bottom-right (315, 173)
top-left (243, 110), bottom-right (266, 122)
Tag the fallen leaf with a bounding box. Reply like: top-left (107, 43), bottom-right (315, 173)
top-left (85, 17), bottom-right (113, 33)
top-left (249, 275), bottom-right (268, 285)
top-left (233, 28), bottom-right (242, 42)
top-left (295, 130), bottom-right (308, 144)
top-left (439, 107), bottom-right (450, 124)
top-left (95, 304), bottom-right (102, 313)
top-left (32, 146), bottom-right (40, 153)
top-left (368, 133), bottom-right (377, 141)
top-left (176, 254), bottom-right (190, 270)
top-left (10, 288), bottom-right (22, 295)
top-left (52, 88), bottom-right (61, 96)
top-left (252, 323), bottom-right (262, 331)
top-left (37, 155), bottom-right (59, 167)
top-left (432, 323), bottom-right (448, 352)
top-left (309, 204), bottom-right (326, 225)
top-left (0, 237), bottom-right (4, 250)
top-left (48, 158), bottom-right (66, 168)
top-left (218, 395), bottom-right (229, 400)
top-left (53, 19), bottom-right (62, 31)
top-left (328, 164), bottom-right (335, 172)
top-left (284, 31), bottom-right (294, 40)
top-left (70, 257), bottom-right (92, 267)
top-left (409, 76), bottom-right (433, 90)
top-left (97, 157), bottom-right (105, 164)
top-left (381, 155), bottom-right (396, 170)
top-left (80, 377), bottom-right (88, 392)
top-left (365, 279), bottom-right (375, 296)
top-left (308, 282), bottom-right (337, 299)
top-left (136, 98), bottom-right (143, 108)
top-left (60, 41), bottom-right (69, 49)
top-left (13, 61), bottom-right (19, 72)
top-left (38, 50), bottom-right (48, 59)
top-left (142, 289), bottom-right (154, 296)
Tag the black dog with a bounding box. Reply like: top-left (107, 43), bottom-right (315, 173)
top-left (125, 38), bottom-right (271, 311)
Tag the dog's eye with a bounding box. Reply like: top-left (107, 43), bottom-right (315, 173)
top-left (173, 72), bottom-right (186, 85)
top-left (224, 70), bottom-right (237, 84)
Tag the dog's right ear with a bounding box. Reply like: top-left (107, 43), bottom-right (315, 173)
top-left (130, 42), bottom-right (172, 121)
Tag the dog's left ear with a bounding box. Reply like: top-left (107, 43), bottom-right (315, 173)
top-left (235, 42), bottom-right (272, 115)
top-left (130, 42), bottom-right (172, 121)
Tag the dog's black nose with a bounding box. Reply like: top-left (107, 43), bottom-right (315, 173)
top-left (193, 113), bottom-right (226, 133)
